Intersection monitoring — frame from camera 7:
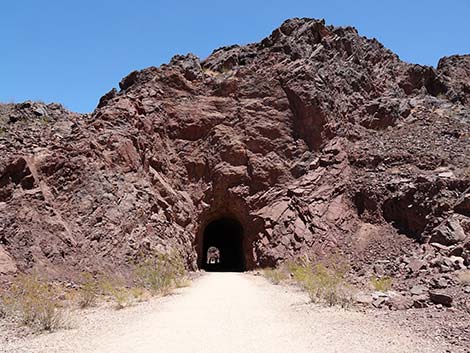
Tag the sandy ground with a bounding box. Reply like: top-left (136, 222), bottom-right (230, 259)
top-left (1, 272), bottom-right (447, 353)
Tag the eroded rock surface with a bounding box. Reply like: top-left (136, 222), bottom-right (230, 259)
top-left (0, 19), bottom-right (469, 288)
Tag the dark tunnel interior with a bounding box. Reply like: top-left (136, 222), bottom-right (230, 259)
top-left (202, 217), bottom-right (246, 272)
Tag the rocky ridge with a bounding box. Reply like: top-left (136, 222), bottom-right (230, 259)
top-left (0, 18), bottom-right (469, 313)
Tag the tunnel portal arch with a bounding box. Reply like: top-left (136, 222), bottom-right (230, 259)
top-left (199, 217), bottom-right (246, 272)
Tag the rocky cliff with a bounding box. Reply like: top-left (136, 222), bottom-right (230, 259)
top-left (1, 19), bottom-right (469, 289)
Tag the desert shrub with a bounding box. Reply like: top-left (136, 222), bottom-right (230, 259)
top-left (304, 263), bottom-right (351, 307)
top-left (129, 287), bottom-right (149, 302)
top-left (371, 276), bottom-right (393, 292)
top-left (287, 258), bottom-right (352, 308)
top-left (263, 268), bottom-right (288, 285)
top-left (175, 276), bottom-right (191, 289)
top-left (76, 251), bottom-right (188, 310)
top-left (0, 274), bottom-right (66, 331)
top-left (99, 277), bottom-right (132, 310)
top-left (109, 287), bottom-right (131, 310)
top-left (170, 251), bottom-right (188, 288)
top-left (286, 259), bottom-right (314, 283)
top-left (77, 272), bottom-right (100, 308)
top-left (134, 251), bottom-right (187, 295)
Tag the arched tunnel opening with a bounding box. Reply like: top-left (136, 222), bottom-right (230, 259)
top-left (201, 217), bottom-right (246, 272)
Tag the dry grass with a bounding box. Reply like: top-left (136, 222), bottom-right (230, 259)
top-left (129, 287), bottom-right (151, 302)
top-left (134, 251), bottom-right (187, 295)
top-left (370, 276), bottom-right (393, 292)
top-left (98, 277), bottom-right (133, 310)
top-left (0, 274), bottom-right (67, 332)
top-left (73, 250), bottom-right (189, 310)
top-left (0, 250), bottom-right (190, 336)
top-left (280, 257), bottom-right (352, 308)
top-left (303, 264), bottom-right (351, 307)
top-left (175, 277), bottom-right (191, 289)
top-left (263, 268), bottom-right (288, 285)
top-left (77, 272), bottom-right (100, 308)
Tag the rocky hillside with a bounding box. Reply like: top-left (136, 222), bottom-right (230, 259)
top-left (1, 18), bottom-right (469, 296)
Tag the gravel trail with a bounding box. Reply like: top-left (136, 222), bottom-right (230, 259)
top-left (2, 272), bottom-right (445, 353)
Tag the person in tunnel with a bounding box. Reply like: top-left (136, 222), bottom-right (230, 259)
top-left (206, 246), bottom-right (221, 265)
top-left (202, 217), bottom-right (246, 272)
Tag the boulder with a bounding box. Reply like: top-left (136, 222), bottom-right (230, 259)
top-left (372, 297), bottom-right (387, 308)
top-left (454, 193), bottom-right (470, 217)
top-left (449, 256), bottom-right (466, 270)
top-left (430, 215), bottom-right (467, 246)
top-left (354, 293), bottom-right (373, 305)
top-left (429, 291), bottom-right (453, 307)
top-left (408, 259), bottom-right (427, 273)
top-left (410, 285), bottom-right (427, 296)
top-left (388, 294), bottom-right (413, 310)
top-left (431, 277), bottom-right (449, 289)
top-left (412, 294), bottom-right (429, 308)
top-left (437, 55), bottom-right (470, 106)
top-left (0, 246), bottom-right (17, 275)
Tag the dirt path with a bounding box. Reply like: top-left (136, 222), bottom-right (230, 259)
top-left (2, 273), bottom-right (445, 353)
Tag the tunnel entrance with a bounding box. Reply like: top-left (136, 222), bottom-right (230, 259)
top-left (202, 217), bottom-right (246, 272)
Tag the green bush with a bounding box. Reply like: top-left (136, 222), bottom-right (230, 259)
top-left (304, 263), bottom-right (350, 307)
top-left (286, 259), bottom-right (314, 283)
top-left (371, 276), bottom-right (393, 292)
top-left (134, 251), bottom-right (187, 295)
top-left (263, 268), bottom-right (288, 285)
top-left (287, 258), bottom-right (352, 308)
top-left (98, 277), bottom-right (132, 310)
top-left (108, 286), bottom-right (131, 310)
top-left (0, 274), bottom-right (66, 331)
top-left (129, 287), bottom-right (149, 302)
top-left (77, 272), bottom-right (100, 308)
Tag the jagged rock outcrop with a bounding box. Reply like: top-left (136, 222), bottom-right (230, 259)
top-left (0, 19), bottom-right (469, 285)
top-left (437, 55), bottom-right (470, 106)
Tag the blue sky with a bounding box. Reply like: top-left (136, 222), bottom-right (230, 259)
top-left (1, 0), bottom-right (469, 113)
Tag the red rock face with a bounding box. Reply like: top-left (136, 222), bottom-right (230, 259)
top-left (0, 18), bottom-right (469, 279)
